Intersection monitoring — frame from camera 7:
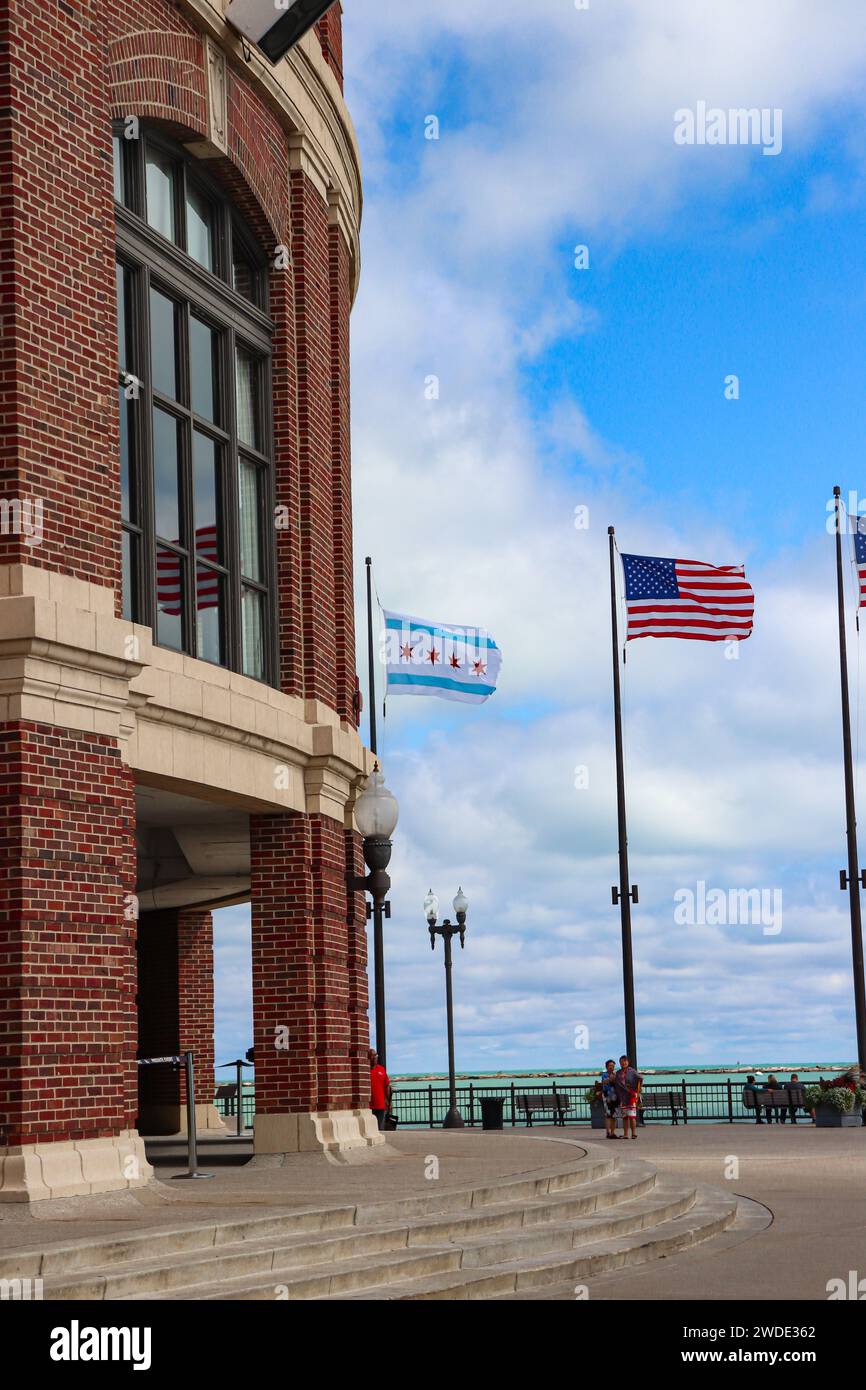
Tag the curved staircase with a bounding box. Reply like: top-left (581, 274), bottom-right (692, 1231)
top-left (3, 1140), bottom-right (763, 1300)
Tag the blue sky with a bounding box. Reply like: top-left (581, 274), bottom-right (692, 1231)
top-left (213, 0), bottom-right (866, 1076)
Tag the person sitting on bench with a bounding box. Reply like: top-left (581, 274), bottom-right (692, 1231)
top-left (743, 1075), bottom-right (763, 1124)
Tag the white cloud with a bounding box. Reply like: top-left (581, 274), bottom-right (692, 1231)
top-left (217, 1), bottom-right (866, 1076)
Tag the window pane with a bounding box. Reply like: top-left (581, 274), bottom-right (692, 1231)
top-left (232, 250), bottom-right (257, 304)
top-left (193, 432), bottom-right (221, 563)
top-left (241, 587), bottom-right (265, 681)
top-left (113, 134), bottom-right (124, 204)
top-left (196, 565), bottom-right (223, 665)
top-left (235, 346), bottom-right (261, 450)
top-left (153, 408), bottom-right (181, 542)
top-left (119, 386), bottom-right (134, 522)
top-left (156, 546), bottom-right (185, 651)
top-left (145, 146), bottom-right (177, 242)
top-left (115, 262), bottom-right (128, 372)
top-left (122, 529), bottom-right (136, 622)
top-left (238, 459), bottom-right (262, 582)
top-left (190, 316), bottom-right (218, 423)
top-left (186, 182), bottom-right (214, 271)
top-left (149, 289), bottom-right (178, 400)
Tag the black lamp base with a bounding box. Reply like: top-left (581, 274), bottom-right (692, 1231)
top-left (443, 1106), bottom-right (465, 1129)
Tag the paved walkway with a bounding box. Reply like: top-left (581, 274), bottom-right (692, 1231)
top-left (528, 1122), bottom-right (866, 1300)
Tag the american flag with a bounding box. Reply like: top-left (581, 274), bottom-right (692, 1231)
top-left (157, 525), bottom-right (220, 616)
top-left (854, 519), bottom-right (866, 608)
top-left (621, 553), bottom-right (755, 643)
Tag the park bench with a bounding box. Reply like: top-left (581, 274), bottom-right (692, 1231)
top-left (638, 1090), bottom-right (686, 1124)
top-left (215, 1082), bottom-right (239, 1116)
top-left (743, 1086), bottom-right (807, 1118)
top-left (516, 1093), bottom-right (569, 1127)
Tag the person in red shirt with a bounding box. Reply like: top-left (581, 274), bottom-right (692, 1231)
top-left (369, 1048), bottom-right (391, 1130)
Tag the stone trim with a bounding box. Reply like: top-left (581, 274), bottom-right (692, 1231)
top-left (253, 1110), bottom-right (383, 1157)
top-left (0, 1134), bottom-right (153, 1203)
top-left (0, 565), bottom-right (374, 825)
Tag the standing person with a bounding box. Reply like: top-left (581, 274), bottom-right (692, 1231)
top-left (369, 1048), bottom-right (391, 1131)
top-left (600, 1059), bottom-right (620, 1139)
top-left (614, 1055), bottom-right (643, 1140)
top-left (743, 1075), bottom-right (763, 1124)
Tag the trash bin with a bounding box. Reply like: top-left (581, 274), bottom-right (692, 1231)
top-left (480, 1097), bottom-right (505, 1131)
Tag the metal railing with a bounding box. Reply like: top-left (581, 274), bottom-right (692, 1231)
top-left (211, 1079), bottom-right (819, 1129)
top-left (213, 1086), bottom-right (256, 1132)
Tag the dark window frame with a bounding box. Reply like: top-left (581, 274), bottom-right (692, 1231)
top-left (113, 124), bottom-right (278, 686)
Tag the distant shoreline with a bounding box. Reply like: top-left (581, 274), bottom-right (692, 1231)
top-left (391, 1062), bottom-right (854, 1083)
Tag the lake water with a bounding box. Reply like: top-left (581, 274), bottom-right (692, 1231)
top-left (389, 1063), bottom-right (853, 1092)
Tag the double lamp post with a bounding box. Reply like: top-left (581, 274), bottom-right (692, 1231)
top-left (349, 766), bottom-right (469, 1125)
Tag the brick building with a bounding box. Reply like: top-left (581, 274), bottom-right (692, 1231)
top-left (0, 0), bottom-right (379, 1201)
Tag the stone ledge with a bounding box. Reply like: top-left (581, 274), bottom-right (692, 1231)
top-left (0, 1132), bottom-right (154, 1203)
top-left (253, 1109), bottom-right (384, 1157)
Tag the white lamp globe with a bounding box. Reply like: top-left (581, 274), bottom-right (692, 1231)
top-left (354, 766), bottom-right (399, 839)
top-left (424, 890), bottom-right (439, 924)
top-left (453, 887), bottom-right (469, 917)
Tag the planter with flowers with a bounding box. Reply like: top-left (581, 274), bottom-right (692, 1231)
top-left (803, 1077), bottom-right (866, 1128)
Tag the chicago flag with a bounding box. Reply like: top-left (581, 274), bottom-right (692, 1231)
top-left (383, 611), bottom-right (502, 704)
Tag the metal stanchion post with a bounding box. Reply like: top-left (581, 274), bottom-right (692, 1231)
top-left (172, 1052), bottom-right (214, 1181)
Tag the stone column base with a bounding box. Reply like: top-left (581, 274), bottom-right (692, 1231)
top-left (138, 1103), bottom-right (230, 1137)
top-left (254, 1109), bottom-right (384, 1156)
top-left (0, 1131), bottom-right (154, 1203)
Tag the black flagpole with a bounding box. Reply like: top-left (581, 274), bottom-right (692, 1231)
top-left (363, 555), bottom-right (387, 1066)
top-left (608, 528), bottom-right (639, 1066)
top-left (833, 488), bottom-right (866, 1072)
top-left (366, 556), bottom-right (378, 757)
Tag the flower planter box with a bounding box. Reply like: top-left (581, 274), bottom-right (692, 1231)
top-left (815, 1105), bottom-right (862, 1128)
top-left (589, 1103), bottom-right (606, 1130)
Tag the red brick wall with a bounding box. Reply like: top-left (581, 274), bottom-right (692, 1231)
top-left (137, 907), bottom-right (215, 1124)
top-left (107, 19), bottom-right (207, 138)
top-left (316, 4), bottom-right (344, 90)
top-left (345, 827), bottom-right (369, 1104)
top-left (250, 811), bottom-right (368, 1115)
top-left (0, 722), bottom-right (137, 1146)
top-left (178, 908), bottom-right (216, 1089)
top-left (330, 220), bottom-right (356, 726)
top-left (0, 0), bottom-right (120, 594)
top-left (292, 170), bottom-right (339, 712)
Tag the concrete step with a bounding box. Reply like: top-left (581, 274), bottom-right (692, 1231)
top-left (351, 1152), bottom-right (617, 1224)
top-left (496, 1196), bottom-right (772, 1300)
top-left (404, 1162), bottom-right (659, 1243)
top-left (454, 1183), bottom-right (697, 1266)
top-left (8, 1206), bottom-right (358, 1283)
top-left (128, 1247), bottom-right (467, 1300)
top-left (15, 1146), bottom-right (743, 1303)
top-left (385, 1192), bottom-right (738, 1300)
top-left (169, 1180), bottom-right (709, 1302)
top-left (39, 1161), bottom-right (650, 1299)
top-left (8, 1148), bottom-right (610, 1287)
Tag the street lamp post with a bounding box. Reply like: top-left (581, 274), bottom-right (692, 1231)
top-left (425, 888), bottom-right (468, 1130)
top-left (347, 765), bottom-right (399, 1070)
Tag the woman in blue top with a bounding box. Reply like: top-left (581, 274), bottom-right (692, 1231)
top-left (601, 1058), bottom-right (620, 1139)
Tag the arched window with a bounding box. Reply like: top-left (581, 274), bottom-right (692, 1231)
top-left (113, 126), bottom-right (275, 684)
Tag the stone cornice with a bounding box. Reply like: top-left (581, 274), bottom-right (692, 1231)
top-left (0, 567), bottom-right (375, 825)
